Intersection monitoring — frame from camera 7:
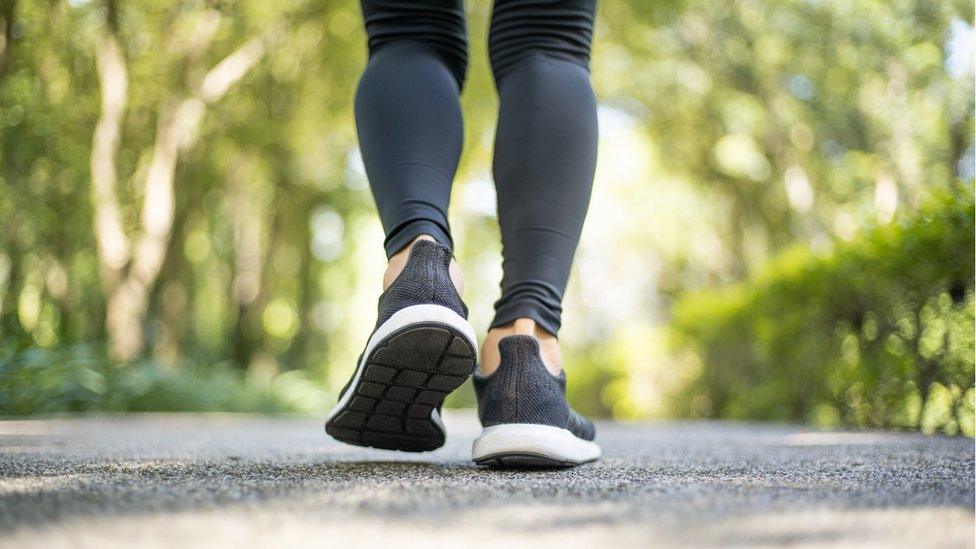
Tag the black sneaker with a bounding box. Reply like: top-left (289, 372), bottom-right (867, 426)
top-left (471, 335), bottom-right (600, 467)
top-left (325, 240), bottom-right (477, 452)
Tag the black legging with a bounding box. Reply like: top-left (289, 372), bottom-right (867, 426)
top-left (355, 0), bottom-right (598, 336)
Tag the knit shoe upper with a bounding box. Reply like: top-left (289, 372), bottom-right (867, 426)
top-left (472, 335), bottom-right (595, 441)
top-left (374, 240), bottom-right (467, 329)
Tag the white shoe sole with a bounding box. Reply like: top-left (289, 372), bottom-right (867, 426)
top-left (472, 423), bottom-right (601, 468)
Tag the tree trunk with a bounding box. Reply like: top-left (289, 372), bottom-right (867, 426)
top-left (0, 0), bottom-right (17, 78)
top-left (227, 155), bottom-right (267, 370)
top-left (90, 31), bottom-right (130, 292)
top-left (89, 8), bottom-right (274, 361)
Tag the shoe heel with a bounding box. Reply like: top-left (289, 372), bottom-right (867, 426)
top-left (474, 335), bottom-right (570, 427)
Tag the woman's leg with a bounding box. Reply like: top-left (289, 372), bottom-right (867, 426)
top-left (356, 0), bottom-right (468, 261)
top-left (325, 2), bottom-right (475, 453)
top-left (482, 0), bottom-right (599, 373)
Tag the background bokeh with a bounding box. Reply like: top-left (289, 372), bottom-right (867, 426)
top-left (1, 0), bottom-right (973, 435)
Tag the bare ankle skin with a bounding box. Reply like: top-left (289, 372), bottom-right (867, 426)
top-left (383, 235), bottom-right (464, 294)
top-left (480, 318), bottom-right (562, 377)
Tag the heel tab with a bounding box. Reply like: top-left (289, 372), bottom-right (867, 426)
top-left (405, 239), bottom-right (453, 269)
top-left (497, 335), bottom-right (555, 377)
top-left (497, 335), bottom-right (540, 363)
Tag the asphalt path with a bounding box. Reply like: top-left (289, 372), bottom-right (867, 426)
top-left (0, 412), bottom-right (972, 548)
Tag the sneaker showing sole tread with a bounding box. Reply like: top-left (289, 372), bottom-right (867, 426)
top-left (326, 322), bottom-right (476, 452)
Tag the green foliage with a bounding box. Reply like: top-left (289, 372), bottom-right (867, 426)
top-left (670, 186), bottom-right (975, 434)
top-left (600, 0), bottom-right (974, 275)
top-left (0, 0), bottom-right (972, 428)
top-left (0, 321), bottom-right (295, 415)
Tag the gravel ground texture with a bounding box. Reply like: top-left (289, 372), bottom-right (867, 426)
top-left (0, 412), bottom-right (972, 548)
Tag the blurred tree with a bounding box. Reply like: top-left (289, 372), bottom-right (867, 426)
top-left (0, 0), bottom-right (971, 426)
top-left (90, 1), bottom-right (276, 360)
top-left (598, 0), bottom-right (973, 279)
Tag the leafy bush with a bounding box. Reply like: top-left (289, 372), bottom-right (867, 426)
top-left (670, 185), bottom-right (975, 435)
top-left (0, 325), bottom-right (300, 415)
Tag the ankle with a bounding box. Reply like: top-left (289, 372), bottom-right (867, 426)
top-left (480, 318), bottom-right (562, 377)
top-left (383, 235), bottom-right (464, 293)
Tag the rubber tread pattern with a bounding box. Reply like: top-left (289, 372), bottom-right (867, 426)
top-left (326, 323), bottom-right (475, 452)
